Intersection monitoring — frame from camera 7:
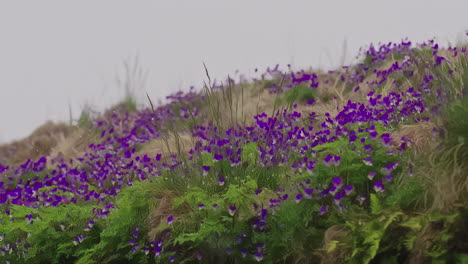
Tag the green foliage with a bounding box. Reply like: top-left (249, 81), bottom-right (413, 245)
top-left (170, 178), bottom-right (259, 263)
top-left (241, 142), bottom-right (259, 165)
top-left (439, 95), bottom-right (468, 162)
top-left (276, 83), bottom-right (316, 107)
top-left (121, 94), bottom-right (138, 112)
top-left (285, 83), bottom-right (316, 104)
top-left (345, 209), bottom-right (403, 264)
top-left (370, 194), bottom-right (382, 215)
top-left (257, 198), bottom-right (325, 262)
top-left (75, 180), bottom-right (154, 264)
top-left (78, 109), bottom-right (92, 128)
top-left (310, 123), bottom-right (400, 198)
top-left (0, 203), bottom-right (96, 264)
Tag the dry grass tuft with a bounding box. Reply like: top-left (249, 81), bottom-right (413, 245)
top-left (317, 224), bottom-right (351, 264)
top-left (137, 133), bottom-right (194, 159)
top-left (147, 192), bottom-right (177, 242)
top-left (48, 127), bottom-right (100, 167)
top-left (392, 121), bottom-right (438, 155)
top-left (0, 121), bottom-right (70, 165)
top-left (406, 220), bottom-right (442, 264)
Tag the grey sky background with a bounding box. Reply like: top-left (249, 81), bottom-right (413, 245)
top-left (0, 0), bottom-right (467, 143)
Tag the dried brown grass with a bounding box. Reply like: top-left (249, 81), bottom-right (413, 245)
top-left (136, 133), bottom-right (194, 159)
top-left (392, 121), bottom-right (438, 155)
top-left (0, 121), bottom-right (70, 165)
top-left (317, 224), bottom-right (351, 264)
top-left (146, 192), bottom-right (177, 242)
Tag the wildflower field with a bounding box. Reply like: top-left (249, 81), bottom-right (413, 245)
top-left (1, 37), bottom-right (468, 263)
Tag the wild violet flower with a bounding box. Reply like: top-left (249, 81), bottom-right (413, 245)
top-left (332, 155), bottom-right (341, 166)
top-left (218, 177), bottom-right (225, 186)
top-left (202, 166), bottom-right (210, 176)
top-left (362, 157), bottom-right (373, 166)
top-left (320, 205), bottom-right (328, 215)
top-left (304, 188), bottom-right (313, 199)
top-left (73, 235), bottom-right (86, 246)
top-left (84, 220), bottom-right (95, 232)
top-left (374, 181), bottom-right (385, 193)
top-left (241, 248), bottom-right (248, 258)
top-left (331, 176), bottom-right (343, 189)
top-left (169, 255), bottom-right (175, 262)
top-left (368, 172), bottom-right (377, 180)
top-left (255, 252), bottom-right (264, 262)
top-left (212, 204), bottom-right (218, 211)
top-left (198, 204), bottom-right (205, 210)
top-left (294, 193), bottom-right (303, 204)
top-left (132, 226), bottom-right (139, 239)
top-left (344, 185), bottom-right (354, 195)
top-left (358, 195), bottom-right (367, 205)
top-left (385, 174), bottom-right (393, 182)
top-left (214, 154), bottom-right (223, 161)
top-left (229, 205), bottom-right (237, 216)
top-left (323, 154), bottom-right (332, 167)
top-left (167, 216), bottom-right (173, 225)
top-left (382, 162), bottom-right (400, 175)
top-left (130, 245), bottom-right (139, 254)
top-left (154, 246), bottom-right (162, 257)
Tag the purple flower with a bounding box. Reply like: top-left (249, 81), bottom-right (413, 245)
top-left (332, 155), bottom-right (341, 166)
top-left (218, 177), bottom-right (225, 186)
top-left (374, 181), bottom-right (385, 193)
top-left (320, 205), bottom-right (328, 215)
top-left (169, 255), bottom-right (175, 262)
top-left (167, 216), bottom-right (173, 225)
top-left (334, 191), bottom-right (345, 201)
top-left (382, 162), bottom-right (399, 175)
top-left (255, 252), bottom-right (264, 262)
top-left (198, 204), bottom-right (205, 210)
top-left (132, 226), bottom-right (139, 239)
top-left (368, 172), bottom-right (376, 180)
top-left (212, 204), bottom-right (218, 211)
top-left (229, 205), bottom-right (237, 216)
top-left (362, 157), bottom-right (373, 166)
top-left (385, 174), bottom-right (393, 182)
top-left (282, 194), bottom-right (289, 200)
top-left (202, 166), bottom-right (210, 176)
top-left (304, 188), bottom-right (313, 199)
top-left (358, 195), bottom-right (367, 205)
top-left (323, 154), bottom-right (332, 167)
top-left (295, 193), bottom-right (303, 204)
top-left (344, 185), bottom-right (354, 195)
top-left (331, 176), bottom-right (343, 189)
top-left (241, 248), bottom-right (248, 258)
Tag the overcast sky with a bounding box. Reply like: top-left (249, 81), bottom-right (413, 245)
top-left (0, 0), bottom-right (467, 143)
